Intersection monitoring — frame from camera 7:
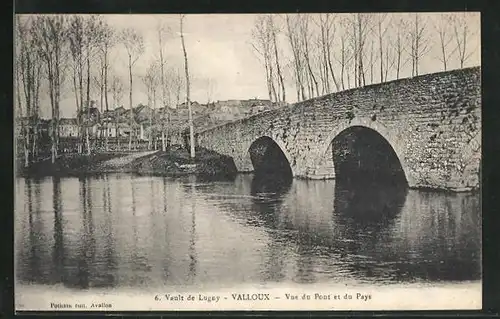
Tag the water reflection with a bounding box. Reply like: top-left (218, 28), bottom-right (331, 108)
top-left (161, 177), bottom-right (170, 282)
top-left (250, 172), bottom-right (293, 230)
top-left (25, 178), bottom-right (42, 283)
top-left (51, 176), bottom-right (64, 284)
top-left (101, 175), bottom-right (117, 287)
top-left (72, 176), bottom-right (95, 289)
top-left (334, 181), bottom-right (408, 223)
top-left (15, 173), bottom-right (481, 290)
top-left (186, 176), bottom-right (198, 284)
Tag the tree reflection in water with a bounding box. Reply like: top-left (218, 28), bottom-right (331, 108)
top-left (51, 176), bottom-right (65, 285)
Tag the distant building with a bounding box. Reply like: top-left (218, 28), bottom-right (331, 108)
top-left (133, 104), bottom-right (152, 122)
top-left (59, 118), bottom-right (78, 137)
top-left (241, 98), bottom-right (273, 108)
top-left (15, 116), bottom-right (48, 138)
top-left (177, 101), bottom-right (208, 115)
top-left (114, 106), bottom-right (127, 117)
top-left (208, 99), bottom-right (260, 121)
top-left (77, 101), bottom-right (101, 131)
top-left (92, 104), bottom-right (168, 141)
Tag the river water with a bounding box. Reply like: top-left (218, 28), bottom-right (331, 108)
top-left (15, 173), bottom-right (481, 292)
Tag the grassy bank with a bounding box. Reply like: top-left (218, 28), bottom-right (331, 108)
top-left (124, 146), bottom-right (238, 177)
top-left (17, 152), bottom-right (130, 177)
top-left (17, 146), bottom-right (237, 178)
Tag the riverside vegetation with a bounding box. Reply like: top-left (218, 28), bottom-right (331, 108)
top-left (17, 145), bottom-right (237, 178)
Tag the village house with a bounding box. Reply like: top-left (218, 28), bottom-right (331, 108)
top-left (15, 117), bottom-right (30, 137)
top-left (209, 99), bottom-right (252, 121)
top-left (59, 118), bottom-right (79, 137)
top-left (94, 111), bottom-right (134, 138)
top-left (134, 104), bottom-right (160, 141)
top-left (97, 108), bottom-right (123, 138)
top-left (113, 122), bottom-right (134, 138)
top-left (15, 116), bottom-right (50, 140)
top-left (177, 101), bottom-right (211, 116)
top-left (98, 104), bottom-right (161, 141)
top-left (76, 102), bottom-right (101, 137)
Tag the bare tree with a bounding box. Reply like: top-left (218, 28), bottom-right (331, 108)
top-left (298, 15), bottom-right (319, 98)
top-left (162, 69), bottom-right (173, 150)
top-left (150, 63), bottom-right (160, 150)
top-left (268, 15), bottom-right (286, 102)
top-left (252, 15), bottom-right (278, 102)
top-left (110, 73), bottom-right (124, 150)
top-left (15, 16), bottom-right (29, 167)
top-left (383, 38), bottom-right (396, 81)
top-left (335, 17), bottom-right (354, 90)
top-left (156, 20), bottom-right (172, 152)
top-left (432, 13), bottom-right (455, 71)
top-left (166, 67), bottom-right (185, 144)
top-left (170, 67), bottom-right (184, 107)
top-left (180, 15), bottom-right (195, 159)
top-left (202, 77), bottom-right (217, 105)
top-left (82, 15), bottom-right (103, 155)
top-left (452, 12), bottom-right (476, 68)
top-left (16, 16), bottom-right (43, 166)
top-left (92, 60), bottom-right (104, 124)
top-left (285, 14), bottom-right (306, 101)
top-left (143, 60), bottom-right (159, 150)
top-left (67, 15), bottom-right (86, 153)
top-left (348, 13), bottom-right (373, 87)
top-left (375, 13), bottom-right (391, 82)
top-left (96, 21), bottom-right (116, 151)
top-left (120, 27), bottom-right (144, 151)
top-left (391, 16), bottom-right (410, 79)
top-left (15, 53), bottom-right (25, 166)
top-left (368, 38), bottom-right (376, 84)
top-left (32, 15), bottom-right (68, 163)
top-left (316, 13), bottom-right (340, 93)
top-left (406, 13), bottom-right (431, 76)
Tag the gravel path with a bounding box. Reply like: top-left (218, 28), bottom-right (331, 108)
top-left (99, 150), bottom-right (159, 168)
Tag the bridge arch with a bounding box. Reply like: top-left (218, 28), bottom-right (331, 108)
top-left (246, 135), bottom-right (295, 177)
top-left (317, 117), bottom-right (415, 187)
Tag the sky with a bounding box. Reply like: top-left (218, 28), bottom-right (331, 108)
top-left (15, 12), bottom-right (481, 119)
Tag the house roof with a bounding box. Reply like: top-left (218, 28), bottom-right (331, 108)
top-left (88, 107), bottom-right (100, 115)
top-left (134, 104), bottom-right (148, 114)
top-left (59, 118), bottom-right (78, 125)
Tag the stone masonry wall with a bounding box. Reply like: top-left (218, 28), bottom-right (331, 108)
top-left (196, 67), bottom-right (481, 192)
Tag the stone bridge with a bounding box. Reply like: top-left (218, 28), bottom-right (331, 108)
top-left (195, 67), bottom-right (481, 192)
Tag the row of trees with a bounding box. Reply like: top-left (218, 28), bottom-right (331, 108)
top-left (252, 13), bottom-right (477, 103)
top-left (15, 14), bottom-right (195, 166)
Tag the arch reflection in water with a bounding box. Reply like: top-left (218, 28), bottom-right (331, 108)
top-left (333, 180), bottom-right (408, 227)
top-left (231, 177), bottom-right (480, 284)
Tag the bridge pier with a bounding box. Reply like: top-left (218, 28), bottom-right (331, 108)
top-left (234, 152), bottom-right (254, 173)
top-left (301, 143), bottom-right (336, 180)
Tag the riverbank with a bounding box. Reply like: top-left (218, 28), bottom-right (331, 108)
top-left (16, 145), bottom-right (237, 178)
top-left (17, 152), bottom-right (130, 177)
top-left (111, 145), bottom-right (237, 178)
